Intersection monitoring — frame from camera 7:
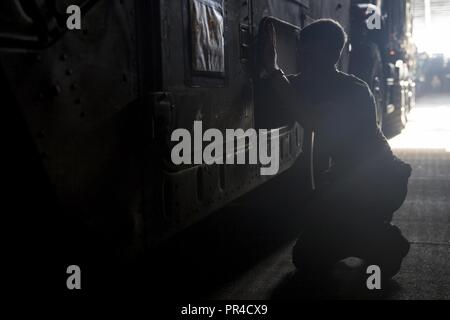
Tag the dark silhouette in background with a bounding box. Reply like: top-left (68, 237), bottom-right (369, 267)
top-left (416, 53), bottom-right (450, 95)
top-left (261, 19), bottom-right (411, 288)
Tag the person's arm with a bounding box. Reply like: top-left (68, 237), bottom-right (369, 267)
top-left (267, 70), bottom-right (298, 105)
top-left (261, 22), bottom-right (311, 127)
top-left (355, 83), bottom-right (394, 159)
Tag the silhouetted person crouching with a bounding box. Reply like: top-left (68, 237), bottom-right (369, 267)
top-left (261, 19), bottom-right (411, 281)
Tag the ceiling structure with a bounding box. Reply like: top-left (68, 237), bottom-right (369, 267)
top-left (412, 0), bottom-right (450, 55)
top-left (413, 0), bottom-right (450, 22)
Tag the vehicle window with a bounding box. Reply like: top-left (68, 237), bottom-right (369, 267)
top-left (190, 0), bottom-right (225, 76)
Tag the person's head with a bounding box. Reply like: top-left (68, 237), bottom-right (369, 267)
top-left (297, 19), bottom-right (348, 73)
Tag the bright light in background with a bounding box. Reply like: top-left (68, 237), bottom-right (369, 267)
top-left (389, 97), bottom-right (450, 152)
top-left (413, 0), bottom-right (450, 57)
top-left (414, 18), bottom-right (450, 57)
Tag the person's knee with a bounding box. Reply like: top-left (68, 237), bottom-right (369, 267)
top-left (379, 225), bottom-right (410, 278)
top-left (398, 234), bottom-right (410, 258)
top-left (388, 224), bottom-right (410, 258)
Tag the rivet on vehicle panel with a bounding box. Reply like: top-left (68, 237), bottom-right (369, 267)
top-left (51, 84), bottom-right (62, 96)
top-left (37, 130), bottom-right (46, 139)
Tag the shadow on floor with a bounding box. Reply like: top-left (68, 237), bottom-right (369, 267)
top-left (77, 159), bottom-right (313, 296)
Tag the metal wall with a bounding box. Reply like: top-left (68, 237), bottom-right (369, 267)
top-left (0, 0), bottom-right (142, 257)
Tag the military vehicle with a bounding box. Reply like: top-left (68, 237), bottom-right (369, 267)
top-left (0, 0), bottom-right (415, 262)
top-left (350, 0), bottom-right (416, 132)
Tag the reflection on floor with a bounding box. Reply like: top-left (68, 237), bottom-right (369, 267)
top-left (390, 94), bottom-right (450, 151)
top-left (388, 93), bottom-right (450, 300)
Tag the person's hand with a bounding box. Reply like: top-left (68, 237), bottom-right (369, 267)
top-left (262, 21), bottom-right (279, 74)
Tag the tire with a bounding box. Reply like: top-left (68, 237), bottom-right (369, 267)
top-left (384, 85), bottom-right (408, 137)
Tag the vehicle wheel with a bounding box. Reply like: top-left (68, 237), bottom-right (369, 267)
top-left (383, 89), bottom-right (408, 138)
top-left (385, 105), bottom-right (407, 137)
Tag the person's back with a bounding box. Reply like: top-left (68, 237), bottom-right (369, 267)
top-left (288, 70), bottom-right (393, 180)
